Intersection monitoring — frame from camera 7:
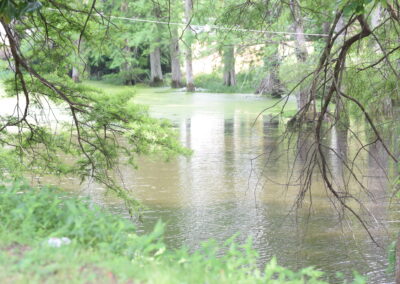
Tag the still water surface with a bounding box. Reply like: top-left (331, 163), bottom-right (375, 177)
top-left (36, 87), bottom-right (399, 283)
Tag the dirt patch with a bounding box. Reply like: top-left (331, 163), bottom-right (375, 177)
top-left (79, 264), bottom-right (138, 284)
top-left (2, 243), bottom-right (31, 257)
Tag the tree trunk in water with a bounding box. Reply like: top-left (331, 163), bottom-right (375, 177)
top-left (255, 48), bottom-right (283, 98)
top-left (150, 45), bottom-right (163, 86)
top-left (185, 48), bottom-right (195, 92)
top-left (185, 52), bottom-right (195, 91)
top-left (170, 28), bottom-right (182, 88)
top-left (184, 0), bottom-right (195, 92)
top-left (223, 45), bottom-right (236, 86)
top-left (331, 126), bottom-right (348, 189)
top-left (290, 0), bottom-right (309, 113)
top-left (334, 57), bottom-right (349, 124)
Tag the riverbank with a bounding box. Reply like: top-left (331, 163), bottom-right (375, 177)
top-left (83, 80), bottom-right (298, 119)
top-left (0, 180), bottom-right (339, 284)
top-left (97, 72), bottom-right (258, 94)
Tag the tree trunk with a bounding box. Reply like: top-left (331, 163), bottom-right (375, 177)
top-left (331, 126), bottom-right (348, 189)
top-left (72, 66), bottom-right (80, 83)
top-left (149, 4), bottom-right (164, 86)
top-left (71, 39), bottom-right (81, 83)
top-left (121, 44), bottom-right (133, 85)
top-left (185, 48), bottom-right (195, 92)
top-left (184, 0), bottom-right (195, 92)
top-left (223, 45), bottom-right (236, 86)
top-left (170, 27), bottom-right (182, 88)
top-left (290, 0), bottom-right (309, 112)
top-left (371, 4), bottom-right (393, 115)
top-left (334, 56), bottom-right (349, 124)
top-left (290, 0), bottom-right (307, 62)
top-left (120, 1), bottom-right (133, 85)
top-left (255, 50), bottom-right (283, 98)
top-left (371, 4), bottom-right (382, 29)
top-left (322, 22), bottom-right (330, 34)
top-left (333, 14), bottom-right (349, 123)
top-left (150, 45), bottom-right (163, 86)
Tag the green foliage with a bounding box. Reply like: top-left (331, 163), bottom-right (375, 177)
top-left (0, 0), bottom-right (42, 23)
top-left (101, 70), bottom-right (149, 85)
top-left (0, 180), bottom-right (164, 256)
top-left (343, 48), bottom-right (399, 116)
top-left (0, 181), bottom-right (364, 283)
top-left (0, 0), bottom-right (191, 206)
top-left (195, 71), bottom-right (261, 94)
top-left (84, 0), bottom-right (173, 84)
top-left (387, 240), bottom-right (397, 274)
top-left (339, 0), bottom-right (377, 15)
top-left (0, 148), bottom-right (24, 179)
top-left (1, 74), bottom-right (189, 211)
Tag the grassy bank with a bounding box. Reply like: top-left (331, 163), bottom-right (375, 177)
top-left (0, 180), bottom-right (366, 284)
top-left (194, 72), bottom-right (259, 94)
top-left (90, 70), bottom-right (261, 94)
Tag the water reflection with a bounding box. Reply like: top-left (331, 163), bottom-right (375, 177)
top-left (130, 92), bottom-right (398, 283)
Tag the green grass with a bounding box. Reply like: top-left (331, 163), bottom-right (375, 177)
top-left (0, 180), bottom-right (362, 284)
top-left (83, 79), bottom-right (143, 93)
top-left (87, 71), bottom-right (259, 94)
top-left (194, 72), bottom-right (258, 94)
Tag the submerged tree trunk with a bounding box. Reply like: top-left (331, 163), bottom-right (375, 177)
top-left (184, 0), bottom-right (195, 92)
top-left (170, 27), bottom-right (182, 88)
top-left (255, 50), bottom-right (283, 98)
top-left (150, 45), bottom-right (163, 86)
top-left (290, 0), bottom-right (309, 113)
top-left (223, 45), bottom-right (236, 86)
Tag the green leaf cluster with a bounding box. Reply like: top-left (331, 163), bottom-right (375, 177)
top-left (0, 0), bottom-right (42, 23)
